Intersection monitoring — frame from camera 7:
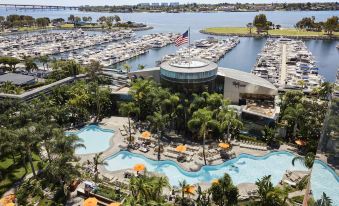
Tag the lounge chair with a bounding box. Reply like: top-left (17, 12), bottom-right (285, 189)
top-left (283, 179), bottom-right (297, 186)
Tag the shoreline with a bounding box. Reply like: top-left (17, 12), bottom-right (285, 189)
top-left (200, 29), bottom-right (339, 40)
top-left (0, 26), bottom-right (153, 36)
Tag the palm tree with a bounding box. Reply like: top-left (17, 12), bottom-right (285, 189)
top-left (218, 108), bottom-right (242, 142)
top-left (91, 152), bottom-right (108, 183)
top-left (147, 111), bottom-right (169, 160)
top-left (188, 108), bottom-right (214, 165)
top-left (196, 185), bottom-right (211, 206)
top-left (319, 82), bottom-right (334, 100)
top-left (262, 126), bottom-right (277, 147)
top-left (39, 55), bottom-right (49, 70)
top-left (122, 63), bottom-right (132, 74)
top-left (247, 22), bottom-right (253, 34)
top-left (162, 93), bottom-right (180, 130)
top-left (137, 64), bottom-right (145, 70)
top-left (292, 152), bottom-right (315, 170)
top-left (255, 175), bottom-right (275, 205)
top-left (86, 60), bottom-right (103, 82)
top-left (316, 192), bottom-right (332, 206)
top-left (297, 80), bottom-right (306, 89)
top-left (153, 176), bottom-right (170, 201)
top-left (24, 57), bottom-right (38, 73)
top-left (292, 153), bottom-right (315, 204)
top-left (210, 173), bottom-right (238, 206)
top-left (179, 180), bottom-right (194, 204)
top-left (282, 103), bottom-right (305, 139)
top-left (15, 126), bottom-right (39, 177)
top-left (90, 83), bottom-right (111, 121)
top-left (119, 102), bottom-right (140, 145)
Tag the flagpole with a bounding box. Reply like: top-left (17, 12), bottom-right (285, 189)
top-left (188, 26), bottom-right (191, 66)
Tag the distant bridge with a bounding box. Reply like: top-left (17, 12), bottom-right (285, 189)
top-left (0, 4), bottom-right (79, 11)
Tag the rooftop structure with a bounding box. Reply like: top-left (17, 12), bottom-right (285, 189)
top-left (130, 59), bottom-right (278, 121)
top-left (0, 73), bottom-right (35, 86)
top-left (160, 59), bottom-right (218, 84)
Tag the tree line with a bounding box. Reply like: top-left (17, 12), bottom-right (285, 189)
top-left (0, 15), bottom-right (50, 29)
top-left (246, 14), bottom-right (338, 36)
top-left (295, 16), bottom-right (339, 35)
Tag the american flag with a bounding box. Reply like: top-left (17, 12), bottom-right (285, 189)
top-left (175, 30), bottom-right (189, 46)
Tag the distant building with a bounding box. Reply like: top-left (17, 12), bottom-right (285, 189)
top-left (0, 73), bottom-right (35, 86)
top-left (137, 3), bottom-right (150, 7)
top-left (151, 3), bottom-right (160, 7)
top-left (219, 6), bottom-right (235, 11)
top-left (161, 2), bottom-right (169, 6)
top-left (169, 2), bottom-right (179, 6)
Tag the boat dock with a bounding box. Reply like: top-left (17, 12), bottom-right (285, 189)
top-left (57, 32), bottom-right (178, 67)
top-left (158, 37), bottom-right (240, 64)
top-left (252, 38), bottom-right (323, 90)
top-left (0, 29), bottom-right (135, 58)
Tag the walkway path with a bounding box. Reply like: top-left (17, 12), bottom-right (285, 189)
top-left (280, 44), bottom-right (287, 86)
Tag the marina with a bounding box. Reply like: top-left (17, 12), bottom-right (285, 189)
top-left (158, 37), bottom-right (240, 65)
top-left (252, 38), bottom-right (324, 90)
top-left (0, 29), bottom-right (135, 58)
top-left (58, 32), bottom-right (178, 67)
top-left (0, 5), bottom-right (338, 206)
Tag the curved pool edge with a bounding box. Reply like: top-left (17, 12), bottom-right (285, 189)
top-left (104, 150), bottom-right (303, 175)
top-left (65, 124), bottom-right (115, 135)
top-left (313, 159), bottom-right (339, 182)
top-left (66, 124), bottom-right (116, 156)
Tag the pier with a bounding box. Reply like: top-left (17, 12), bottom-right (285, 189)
top-left (280, 44), bottom-right (287, 86)
top-left (252, 38), bottom-right (323, 91)
top-left (0, 4), bottom-right (79, 11)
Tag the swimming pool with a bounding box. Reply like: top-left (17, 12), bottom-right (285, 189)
top-left (66, 125), bottom-right (114, 155)
top-left (105, 151), bottom-right (308, 186)
top-left (311, 160), bottom-right (339, 204)
top-left (105, 151), bottom-right (339, 204)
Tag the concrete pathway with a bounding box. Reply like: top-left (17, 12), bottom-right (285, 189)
top-left (280, 44), bottom-right (287, 85)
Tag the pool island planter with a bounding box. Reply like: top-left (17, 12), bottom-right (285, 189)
top-left (200, 29), bottom-right (339, 40)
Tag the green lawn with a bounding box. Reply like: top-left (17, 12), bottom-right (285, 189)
top-left (202, 27), bottom-right (339, 38)
top-left (0, 154), bottom-right (41, 195)
top-left (18, 26), bottom-right (53, 31)
top-left (59, 24), bottom-right (102, 29)
top-left (59, 23), bottom-right (74, 29)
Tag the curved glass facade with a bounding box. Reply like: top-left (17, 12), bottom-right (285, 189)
top-left (160, 67), bottom-right (218, 84)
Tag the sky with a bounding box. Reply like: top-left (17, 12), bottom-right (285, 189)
top-left (0, 0), bottom-right (336, 6)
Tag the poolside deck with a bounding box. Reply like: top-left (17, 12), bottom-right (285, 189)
top-left (74, 116), bottom-right (301, 179)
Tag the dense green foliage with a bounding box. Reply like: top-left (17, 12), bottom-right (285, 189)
top-left (0, 62), bottom-right (112, 203)
top-left (296, 16), bottom-right (338, 35)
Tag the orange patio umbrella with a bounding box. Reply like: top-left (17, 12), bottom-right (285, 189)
top-left (211, 179), bottom-right (219, 185)
top-left (108, 203), bottom-right (121, 206)
top-left (83, 197), bottom-right (98, 206)
top-left (218, 142), bottom-right (230, 149)
top-left (295, 139), bottom-right (306, 146)
top-left (175, 145), bottom-right (187, 153)
top-left (185, 186), bottom-right (196, 194)
top-left (141, 131), bottom-right (151, 139)
top-left (0, 194), bottom-right (15, 205)
top-left (133, 163), bottom-right (145, 172)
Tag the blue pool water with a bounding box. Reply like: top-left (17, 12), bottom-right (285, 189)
top-left (105, 151), bottom-right (339, 204)
top-left (66, 125), bottom-right (114, 155)
top-left (311, 161), bottom-right (339, 204)
top-left (105, 151), bottom-right (306, 186)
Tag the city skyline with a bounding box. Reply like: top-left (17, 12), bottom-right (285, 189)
top-left (0, 0), bottom-right (336, 6)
